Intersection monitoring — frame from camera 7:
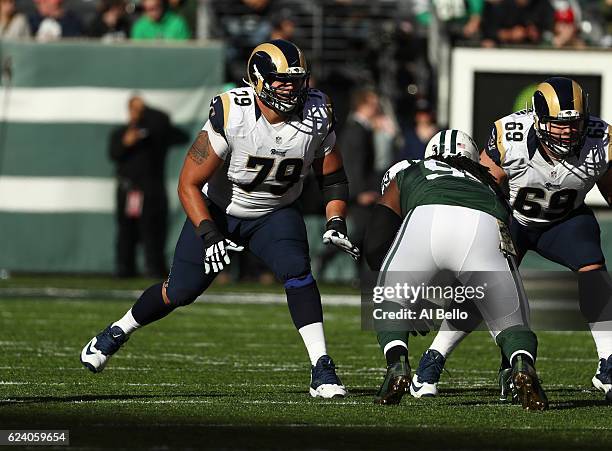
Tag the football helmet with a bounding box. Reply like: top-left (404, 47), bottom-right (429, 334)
top-left (532, 77), bottom-right (588, 158)
top-left (246, 39), bottom-right (309, 114)
top-left (424, 129), bottom-right (479, 162)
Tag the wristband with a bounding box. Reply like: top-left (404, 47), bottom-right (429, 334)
top-left (195, 219), bottom-right (223, 248)
top-left (325, 216), bottom-right (347, 235)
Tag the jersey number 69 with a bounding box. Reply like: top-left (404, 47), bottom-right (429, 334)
top-left (513, 187), bottom-right (578, 220)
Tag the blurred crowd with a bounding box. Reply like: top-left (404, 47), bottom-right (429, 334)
top-left (4, 0), bottom-right (611, 280)
top-left (3, 1), bottom-right (610, 129)
top-left (3, 1), bottom-right (611, 116)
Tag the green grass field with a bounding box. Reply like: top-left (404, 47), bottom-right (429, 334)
top-left (1, 277), bottom-right (611, 450)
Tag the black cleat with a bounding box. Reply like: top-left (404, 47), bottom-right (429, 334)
top-left (498, 367), bottom-right (513, 402)
top-left (374, 358), bottom-right (411, 405)
top-left (511, 355), bottom-right (548, 411)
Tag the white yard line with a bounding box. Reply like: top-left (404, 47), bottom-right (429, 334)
top-left (0, 287), bottom-right (581, 311)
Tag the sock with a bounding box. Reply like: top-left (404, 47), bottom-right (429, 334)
top-left (377, 331), bottom-right (408, 359)
top-left (285, 274), bottom-right (324, 330)
top-left (383, 341), bottom-right (408, 366)
top-left (589, 321), bottom-right (612, 359)
top-left (112, 309), bottom-right (141, 335)
top-left (429, 330), bottom-right (469, 358)
top-left (298, 322), bottom-right (327, 365)
top-left (496, 325), bottom-right (538, 365)
top-left (131, 282), bottom-right (176, 326)
top-left (510, 351), bottom-right (535, 367)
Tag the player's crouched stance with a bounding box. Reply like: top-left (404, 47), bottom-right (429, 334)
top-left (412, 77), bottom-right (612, 403)
top-left (81, 40), bottom-right (361, 399)
top-left (363, 130), bottom-right (548, 410)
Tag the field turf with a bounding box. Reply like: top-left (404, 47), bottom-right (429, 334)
top-left (1, 277), bottom-right (611, 450)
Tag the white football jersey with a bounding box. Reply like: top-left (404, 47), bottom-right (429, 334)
top-left (485, 110), bottom-right (611, 226)
top-left (201, 86), bottom-right (336, 218)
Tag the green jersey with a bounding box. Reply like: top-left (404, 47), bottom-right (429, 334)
top-left (131, 11), bottom-right (191, 40)
top-left (381, 159), bottom-right (509, 223)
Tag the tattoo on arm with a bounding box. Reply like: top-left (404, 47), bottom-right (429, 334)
top-left (187, 131), bottom-right (211, 165)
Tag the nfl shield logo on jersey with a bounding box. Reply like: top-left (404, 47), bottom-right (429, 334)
top-left (276, 136), bottom-right (282, 144)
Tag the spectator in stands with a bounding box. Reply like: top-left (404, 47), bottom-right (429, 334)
top-left (131, 0), bottom-right (190, 40)
top-left (481, 0), bottom-right (555, 47)
top-left (109, 96), bottom-right (189, 278)
top-left (88, 0), bottom-right (130, 41)
top-left (552, 6), bottom-right (585, 48)
top-left (373, 108), bottom-right (400, 175)
top-left (398, 102), bottom-right (439, 161)
top-left (167, 0), bottom-right (196, 37)
top-left (270, 10), bottom-right (296, 41)
top-left (326, 88), bottom-right (382, 280)
top-left (414, 0), bottom-right (484, 44)
top-left (209, 0), bottom-right (273, 83)
top-left (29, 0), bottom-right (83, 41)
top-left (0, 0), bottom-right (31, 39)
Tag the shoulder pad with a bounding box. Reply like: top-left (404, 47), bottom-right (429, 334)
top-left (585, 115), bottom-right (612, 165)
top-left (306, 89), bottom-right (336, 133)
top-left (489, 112), bottom-right (534, 164)
top-left (381, 160), bottom-right (418, 194)
top-left (209, 93), bottom-right (230, 137)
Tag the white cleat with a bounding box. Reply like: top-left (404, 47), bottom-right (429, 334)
top-left (80, 325), bottom-right (128, 373)
top-left (410, 373), bottom-right (438, 398)
top-left (592, 356), bottom-right (612, 401)
top-left (410, 349), bottom-right (445, 398)
top-left (309, 355), bottom-right (347, 398)
top-left (309, 384), bottom-right (347, 399)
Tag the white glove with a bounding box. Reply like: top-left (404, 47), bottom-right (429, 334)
top-left (323, 216), bottom-right (360, 261)
top-left (204, 238), bottom-right (244, 274)
top-left (197, 219), bottom-right (244, 275)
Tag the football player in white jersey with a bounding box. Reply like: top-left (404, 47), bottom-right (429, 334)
top-left (412, 77), bottom-right (612, 401)
top-left (80, 40), bottom-right (360, 399)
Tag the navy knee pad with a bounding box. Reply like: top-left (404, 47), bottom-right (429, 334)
top-left (284, 273), bottom-right (323, 330)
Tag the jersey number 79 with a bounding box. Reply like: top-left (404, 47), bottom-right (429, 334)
top-left (238, 156), bottom-right (304, 196)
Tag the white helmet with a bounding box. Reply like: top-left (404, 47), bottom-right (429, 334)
top-left (424, 129), bottom-right (479, 162)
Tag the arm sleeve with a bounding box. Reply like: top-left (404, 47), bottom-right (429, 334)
top-left (364, 204), bottom-right (403, 271)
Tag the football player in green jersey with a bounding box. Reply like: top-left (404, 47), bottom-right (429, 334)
top-left (364, 130), bottom-right (547, 410)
